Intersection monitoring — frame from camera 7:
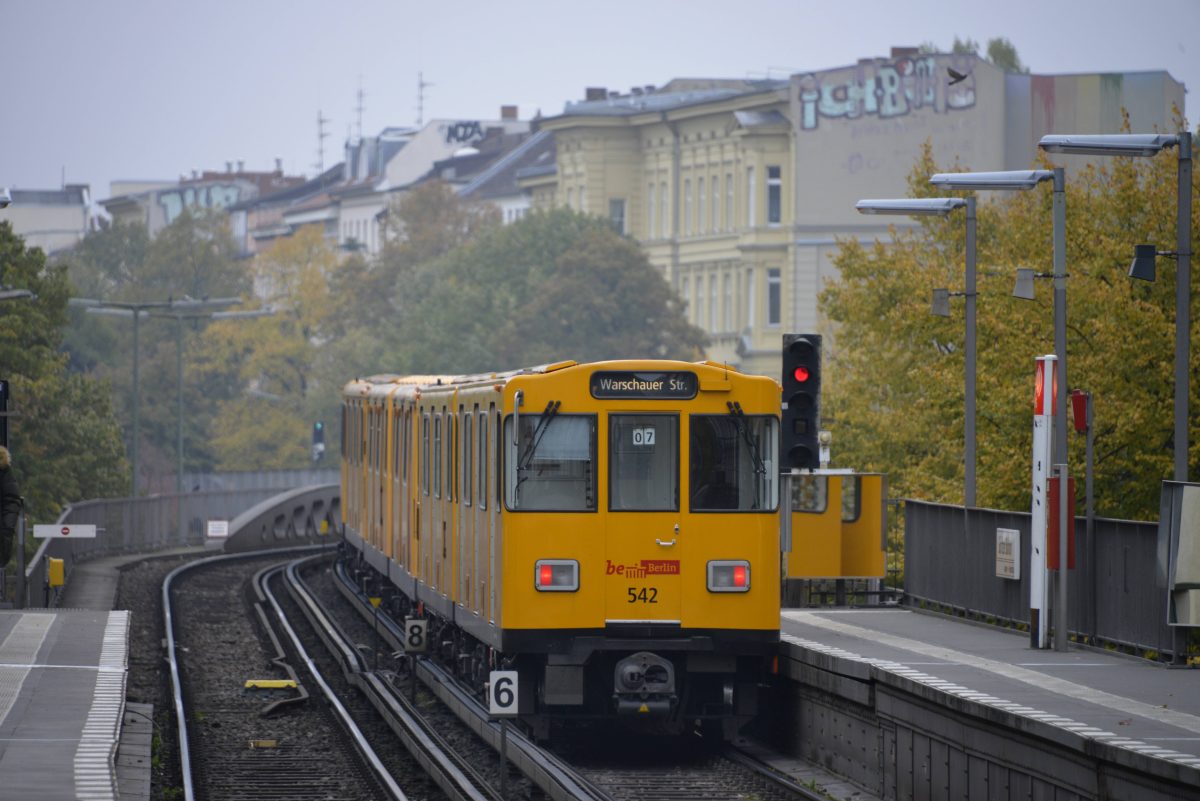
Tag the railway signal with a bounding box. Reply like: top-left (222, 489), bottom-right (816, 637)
top-left (311, 421), bottom-right (325, 462)
top-left (781, 334), bottom-right (821, 470)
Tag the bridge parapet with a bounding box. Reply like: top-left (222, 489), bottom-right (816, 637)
top-left (222, 484), bottom-right (340, 553)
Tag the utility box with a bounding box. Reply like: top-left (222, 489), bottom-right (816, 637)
top-left (48, 558), bottom-right (64, 588)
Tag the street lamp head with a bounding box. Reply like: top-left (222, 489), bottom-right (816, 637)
top-left (931, 170), bottom-right (1055, 191)
top-left (931, 288), bottom-right (951, 317)
top-left (1039, 133), bottom-right (1178, 157)
top-left (1012, 268), bottom-right (1037, 300)
top-left (856, 198), bottom-right (967, 216)
top-left (0, 188), bottom-right (11, 209)
top-left (1129, 244), bottom-right (1158, 281)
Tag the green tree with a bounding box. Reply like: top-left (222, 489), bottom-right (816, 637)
top-left (391, 208), bottom-right (706, 374)
top-left (824, 130), bottom-right (1198, 521)
top-left (0, 222), bottom-right (128, 531)
top-left (986, 37), bottom-right (1028, 74)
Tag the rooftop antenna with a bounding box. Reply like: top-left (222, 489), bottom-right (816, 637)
top-left (355, 76), bottom-right (365, 139)
top-left (416, 71), bottom-right (433, 128)
top-left (314, 110), bottom-right (330, 173)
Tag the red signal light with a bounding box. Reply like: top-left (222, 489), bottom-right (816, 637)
top-left (733, 565), bottom-right (747, 587)
top-left (793, 366), bottom-right (810, 383)
top-left (539, 564), bottom-right (553, 587)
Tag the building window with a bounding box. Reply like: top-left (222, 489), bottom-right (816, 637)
top-left (767, 267), bottom-right (781, 327)
top-left (722, 273), bottom-right (732, 332)
top-left (698, 178), bottom-right (706, 234)
top-left (746, 166), bottom-right (756, 227)
top-left (681, 277), bottom-right (691, 322)
top-left (745, 269), bottom-right (755, 327)
top-left (711, 174), bottom-right (719, 233)
top-left (565, 188), bottom-right (573, 210)
top-left (660, 181), bottom-right (668, 239)
top-left (708, 274), bottom-right (717, 333)
top-left (647, 183), bottom-right (655, 238)
top-left (609, 199), bottom-right (626, 234)
top-left (725, 173), bottom-right (733, 231)
top-left (767, 165), bottom-right (782, 225)
top-left (694, 277), bottom-right (703, 328)
top-left (684, 179), bottom-right (692, 235)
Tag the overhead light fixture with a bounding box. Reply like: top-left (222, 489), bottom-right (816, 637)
top-left (931, 289), bottom-right (951, 317)
top-left (856, 198), bottom-right (967, 216)
top-left (1039, 134), bottom-right (1178, 157)
top-left (930, 170), bottom-right (1055, 191)
top-left (1012, 268), bottom-right (1037, 300)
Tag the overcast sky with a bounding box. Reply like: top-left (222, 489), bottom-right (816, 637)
top-left (2, 0), bottom-right (1196, 202)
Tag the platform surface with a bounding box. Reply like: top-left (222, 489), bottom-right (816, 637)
top-left (0, 609), bottom-right (129, 801)
top-left (781, 607), bottom-right (1200, 770)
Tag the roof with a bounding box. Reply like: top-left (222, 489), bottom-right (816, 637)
top-left (733, 109), bottom-right (790, 128)
top-left (459, 130), bottom-right (556, 199)
top-left (227, 164), bottom-right (344, 212)
top-left (554, 79), bottom-right (788, 119)
top-left (10, 184), bottom-right (90, 206)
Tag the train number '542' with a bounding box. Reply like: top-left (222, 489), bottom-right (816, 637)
top-left (627, 587), bottom-right (658, 603)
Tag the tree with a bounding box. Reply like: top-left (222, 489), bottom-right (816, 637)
top-left (823, 129), bottom-right (1198, 521)
top-left (0, 222), bottom-right (128, 530)
top-left (390, 208), bottom-right (707, 374)
top-left (986, 37), bottom-right (1028, 74)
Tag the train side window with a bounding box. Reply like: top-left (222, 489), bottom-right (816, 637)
top-left (445, 411), bottom-right (454, 501)
top-left (477, 408), bottom-right (486, 511)
top-left (422, 412), bottom-right (429, 495)
top-left (610, 414), bottom-right (678, 512)
top-left (791, 475), bottom-right (827, 513)
top-left (841, 476), bottom-right (862, 522)
top-left (433, 414), bottom-right (442, 498)
top-left (402, 408), bottom-right (410, 482)
top-left (463, 409), bottom-right (473, 506)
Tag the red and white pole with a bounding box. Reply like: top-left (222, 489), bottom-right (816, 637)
top-left (1030, 355), bottom-right (1056, 648)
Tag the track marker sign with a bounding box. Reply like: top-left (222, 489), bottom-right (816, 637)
top-left (34, 524), bottom-right (97, 539)
top-left (488, 670), bottom-right (519, 716)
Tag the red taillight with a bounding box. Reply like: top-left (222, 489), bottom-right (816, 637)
top-left (793, 366), bottom-right (810, 383)
top-left (733, 565), bottom-right (747, 587)
top-left (539, 564), bottom-right (553, 587)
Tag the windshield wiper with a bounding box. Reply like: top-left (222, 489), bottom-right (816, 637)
top-left (727, 401), bottom-right (766, 475)
top-left (519, 400), bottom-right (561, 471)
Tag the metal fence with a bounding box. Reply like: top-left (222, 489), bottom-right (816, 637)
top-left (182, 468), bottom-right (339, 492)
top-left (903, 500), bottom-right (1185, 660)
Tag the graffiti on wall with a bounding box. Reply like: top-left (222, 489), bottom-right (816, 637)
top-left (442, 120), bottom-right (483, 144)
top-left (158, 183), bottom-right (244, 224)
top-left (796, 56), bottom-right (975, 131)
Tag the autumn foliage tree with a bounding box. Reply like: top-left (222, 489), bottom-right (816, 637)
top-left (823, 127), bottom-right (1198, 522)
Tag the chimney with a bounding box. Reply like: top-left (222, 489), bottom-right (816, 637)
top-left (237, 160), bottom-right (244, 173)
top-left (500, 105), bottom-right (518, 120)
top-left (226, 161), bottom-right (233, 173)
top-left (585, 87), bottom-right (607, 101)
top-left (275, 157), bottom-right (283, 173)
top-left (191, 170), bottom-right (199, 180)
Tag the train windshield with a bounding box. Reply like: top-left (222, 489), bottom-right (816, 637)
top-left (505, 413), bottom-right (596, 511)
top-left (689, 414), bottom-right (779, 511)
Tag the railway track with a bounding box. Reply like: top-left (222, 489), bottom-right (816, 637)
top-left (164, 546), bottom-right (831, 801)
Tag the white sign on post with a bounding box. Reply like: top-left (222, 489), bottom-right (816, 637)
top-left (402, 618), bottom-right (428, 653)
top-left (33, 524), bottom-right (97, 539)
top-left (1029, 355), bottom-right (1055, 648)
top-left (996, 528), bottom-right (1020, 580)
top-left (206, 520), bottom-right (229, 539)
top-left (488, 670), bottom-right (519, 717)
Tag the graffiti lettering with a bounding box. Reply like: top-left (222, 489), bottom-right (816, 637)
top-left (797, 56), bottom-right (974, 131)
top-left (157, 183), bottom-right (245, 225)
top-left (443, 120), bottom-right (483, 144)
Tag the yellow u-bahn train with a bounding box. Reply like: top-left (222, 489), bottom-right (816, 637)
top-left (340, 358), bottom-right (781, 738)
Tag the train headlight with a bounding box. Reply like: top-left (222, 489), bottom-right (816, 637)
top-left (707, 560), bottom-right (750, 592)
top-left (535, 559), bottom-right (579, 591)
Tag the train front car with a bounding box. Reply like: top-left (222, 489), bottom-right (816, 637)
top-left (498, 359), bottom-right (781, 739)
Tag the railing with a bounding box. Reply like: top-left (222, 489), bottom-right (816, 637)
top-left (22, 487), bottom-right (291, 608)
top-left (903, 500), bottom-right (1185, 661)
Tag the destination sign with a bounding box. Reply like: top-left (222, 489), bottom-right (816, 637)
top-left (590, 371), bottom-right (697, 400)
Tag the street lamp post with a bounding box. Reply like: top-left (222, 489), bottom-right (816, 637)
top-left (855, 196), bottom-right (978, 507)
top-left (150, 305), bottom-right (274, 493)
top-left (70, 297), bottom-right (241, 494)
top-left (1039, 132), bottom-right (1193, 483)
top-left (929, 169), bottom-right (1067, 651)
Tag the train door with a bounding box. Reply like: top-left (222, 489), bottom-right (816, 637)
top-left (475, 406), bottom-right (488, 617)
top-left (420, 409), bottom-right (430, 584)
top-left (787, 475), bottom-right (843, 577)
top-left (604, 413), bottom-right (683, 624)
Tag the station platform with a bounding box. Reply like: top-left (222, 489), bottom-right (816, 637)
top-left (0, 608), bottom-right (129, 801)
top-left (779, 607), bottom-right (1200, 796)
